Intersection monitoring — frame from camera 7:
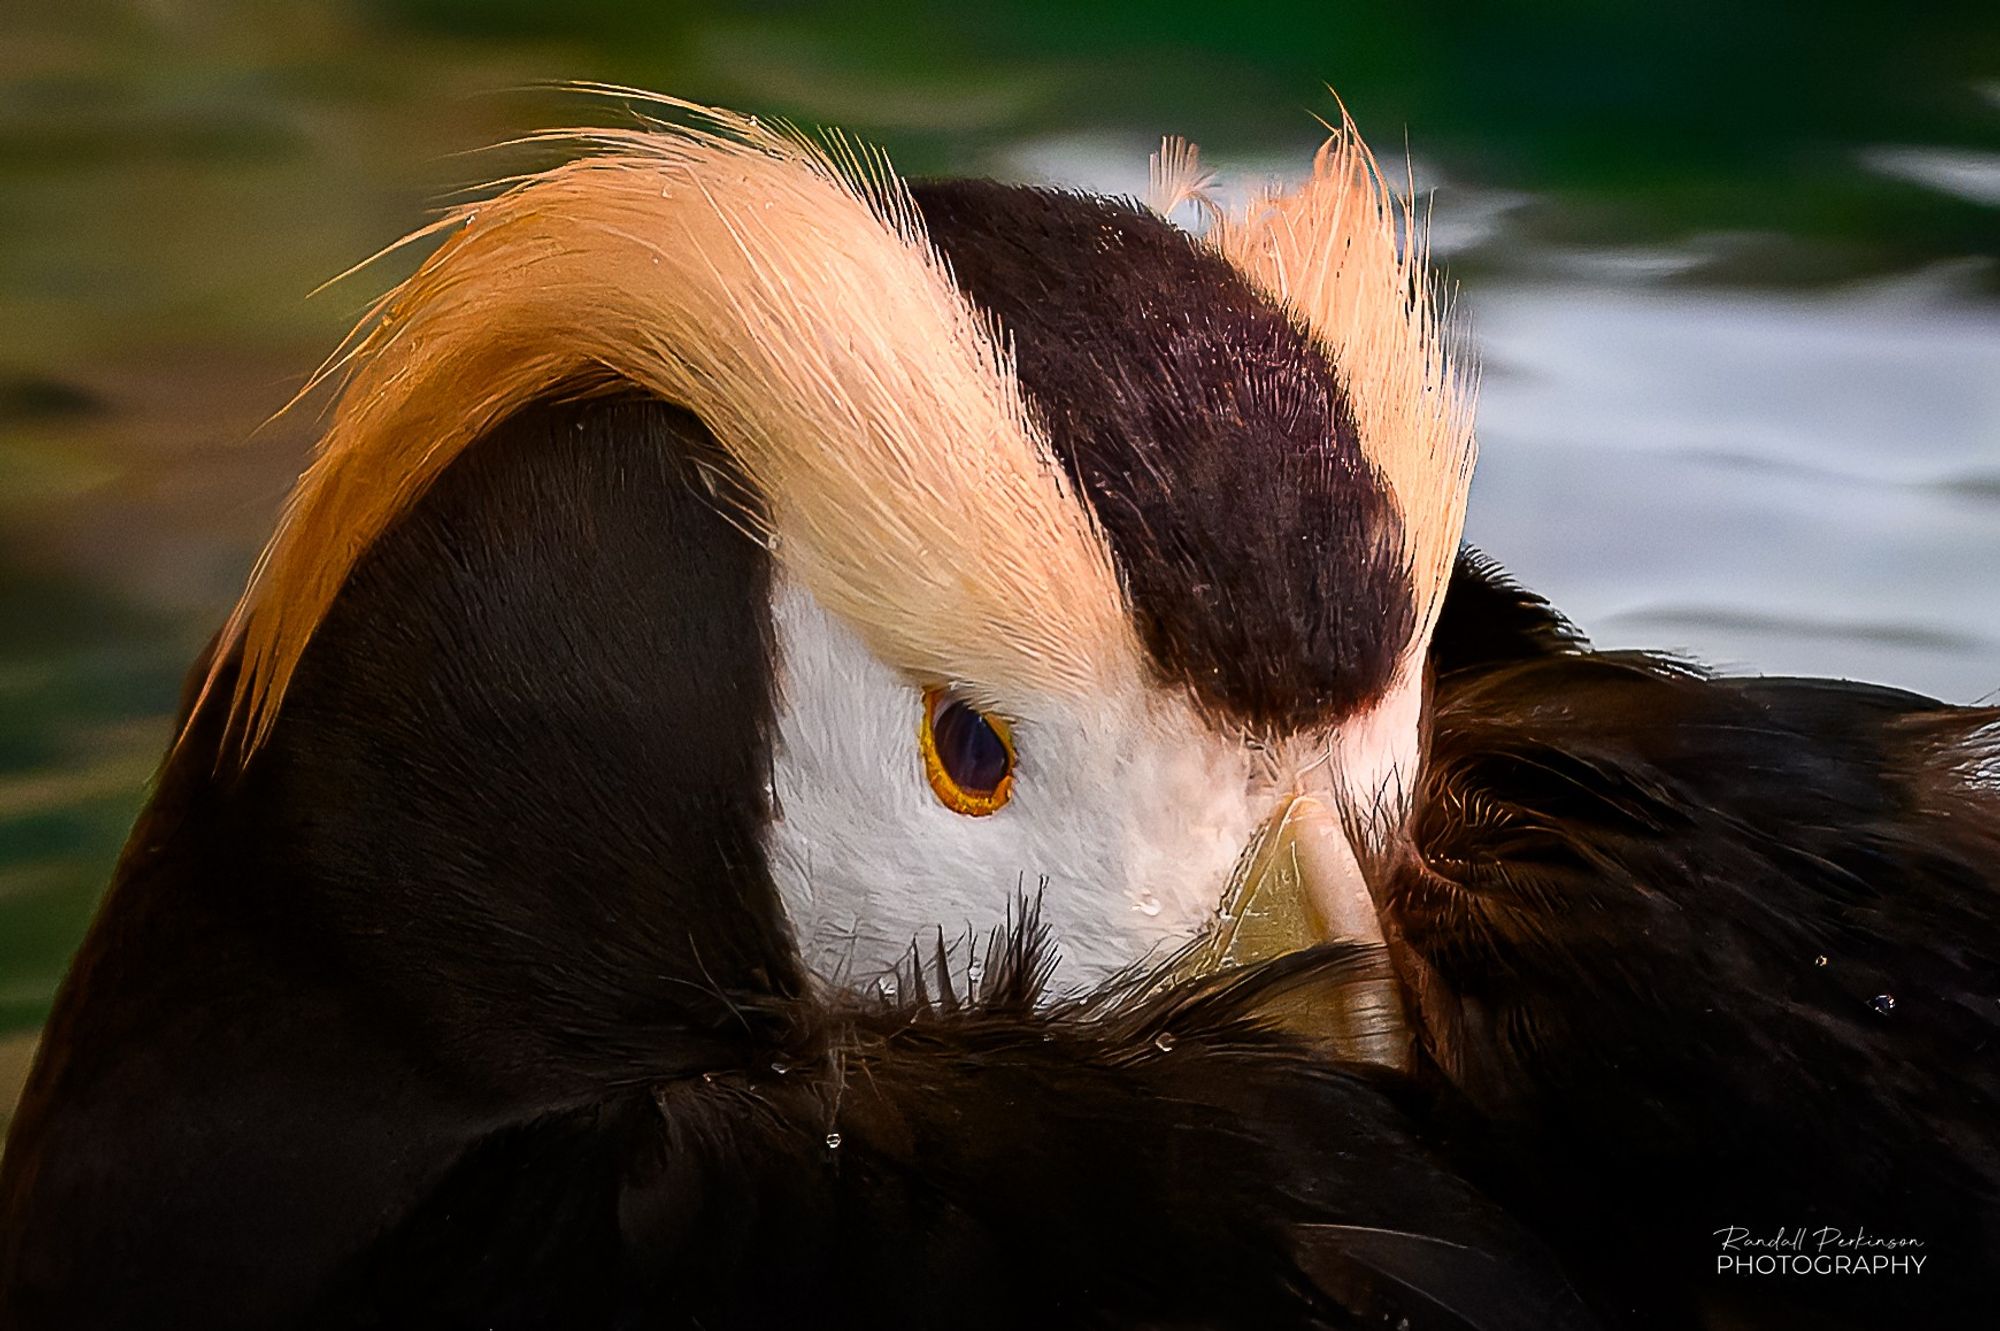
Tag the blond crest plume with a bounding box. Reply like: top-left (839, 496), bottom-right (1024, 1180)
top-left (1183, 105), bottom-right (1478, 664)
top-left (1145, 135), bottom-right (1220, 227)
top-left (204, 91), bottom-right (1140, 758)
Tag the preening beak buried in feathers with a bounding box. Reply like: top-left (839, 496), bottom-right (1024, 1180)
top-left (1, 89), bottom-right (1997, 1330)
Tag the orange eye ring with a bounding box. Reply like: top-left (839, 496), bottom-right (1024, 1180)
top-left (918, 687), bottom-right (1016, 816)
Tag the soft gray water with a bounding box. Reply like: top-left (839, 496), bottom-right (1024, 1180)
top-left (1473, 270), bottom-right (2000, 701)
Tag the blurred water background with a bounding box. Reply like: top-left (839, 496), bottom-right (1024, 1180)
top-left (2, 1), bottom-right (1997, 1120)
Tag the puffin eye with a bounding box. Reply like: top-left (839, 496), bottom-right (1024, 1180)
top-left (919, 687), bottom-right (1016, 816)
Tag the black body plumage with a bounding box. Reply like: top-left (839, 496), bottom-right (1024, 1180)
top-left (1, 177), bottom-right (1996, 1329)
top-left (1410, 557), bottom-right (2000, 1326)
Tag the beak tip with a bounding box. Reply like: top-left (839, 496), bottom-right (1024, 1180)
top-left (1189, 793), bottom-right (1411, 1071)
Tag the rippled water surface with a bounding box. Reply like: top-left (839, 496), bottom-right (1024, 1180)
top-left (1, 2), bottom-right (1996, 1076)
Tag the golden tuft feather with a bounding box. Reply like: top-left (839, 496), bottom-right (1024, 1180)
top-left (200, 91), bottom-right (1141, 760)
top-left (1146, 135), bottom-right (1221, 227)
top-left (1204, 103), bottom-right (1477, 666)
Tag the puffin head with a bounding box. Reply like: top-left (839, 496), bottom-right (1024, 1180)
top-left (205, 97), bottom-right (1473, 1031)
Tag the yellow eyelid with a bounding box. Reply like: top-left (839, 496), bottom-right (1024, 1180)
top-left (918, 686), bottom-right (1016, 816)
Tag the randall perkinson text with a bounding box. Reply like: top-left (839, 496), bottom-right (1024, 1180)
top-left (1713, 1226), bottom-right (1927, 1276)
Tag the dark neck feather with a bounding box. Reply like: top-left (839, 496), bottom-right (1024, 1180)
top-left (0, 395), bottom-right (795, 1325)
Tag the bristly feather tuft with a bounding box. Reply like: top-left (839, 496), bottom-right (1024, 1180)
top-left (601, 914), bottom-right (1600, 1331)
top-left (1203, 98), bottom-right (1477, 671)
top-left (1146, 134), bottom-right (1221, 226)
top-left (196, 88), bottom-right (1142, 763)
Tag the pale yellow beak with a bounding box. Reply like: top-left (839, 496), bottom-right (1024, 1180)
top-left (1187, 794), bottom-right (1410, 1070)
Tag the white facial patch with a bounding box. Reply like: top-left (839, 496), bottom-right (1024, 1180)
top-left (764, 578), bottom-right (1278, 994)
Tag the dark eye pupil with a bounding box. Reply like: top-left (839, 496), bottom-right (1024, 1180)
top-left (932, 700), bottom-right (1011, 794)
